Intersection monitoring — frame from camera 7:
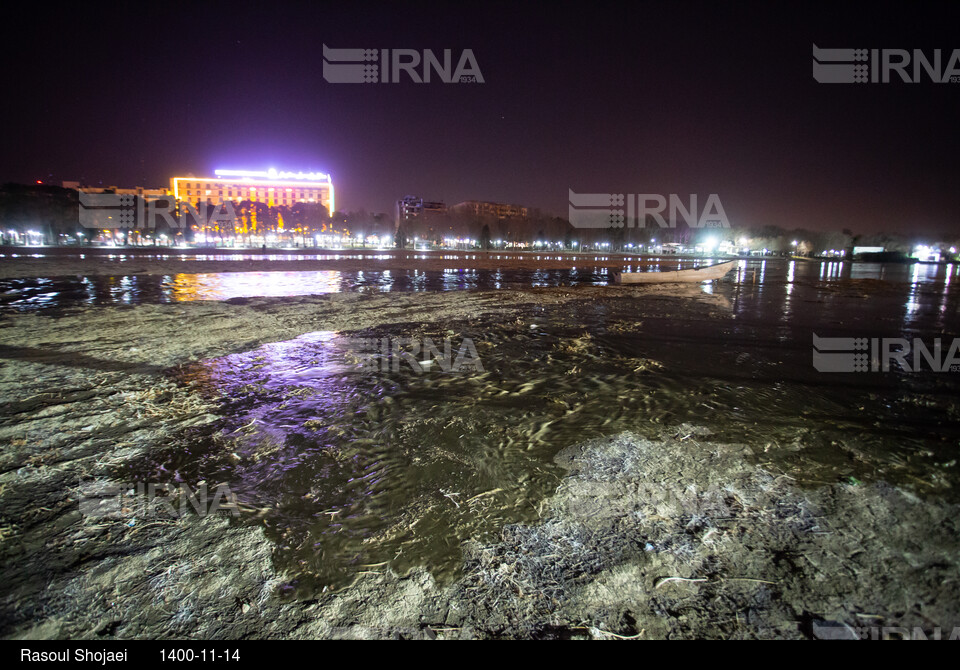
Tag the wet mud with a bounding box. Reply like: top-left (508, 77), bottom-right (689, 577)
top-left (1, 270), bottom-right (958, 638)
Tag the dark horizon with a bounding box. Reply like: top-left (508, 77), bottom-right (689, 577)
top-left (2, 0), bottom-right (958, 234)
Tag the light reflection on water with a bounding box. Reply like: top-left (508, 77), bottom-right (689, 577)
top-left (152, 326), bottom-right (601, 589)
top-left (1, 260), bottom-right (959, 313)
top-left (0, 251), bottom-right (725, 264)
top-left (170, 271), bottom-right (345, 300)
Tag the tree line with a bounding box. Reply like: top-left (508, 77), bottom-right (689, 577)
top-left (1, 183), bottom-right (956, 255)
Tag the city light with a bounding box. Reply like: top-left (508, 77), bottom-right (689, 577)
top-left (913, 244), bottom-right (942, 262)
top-left (214, 169), bottom-right (331, 182)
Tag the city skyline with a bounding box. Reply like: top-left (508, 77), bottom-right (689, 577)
top-left (1, 2), bottom-right (958, 234)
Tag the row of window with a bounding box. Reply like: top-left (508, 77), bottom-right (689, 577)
top-left (183, 190), bottom-right (324, 197)
top-left (178, 182), bottom-right (327, 191)
top-left (181, 196), bottom-right (322, 205)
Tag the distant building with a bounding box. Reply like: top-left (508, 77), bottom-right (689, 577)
top-left (853, 246), bottom-right (885, 255)
top-left (63, 182), bottom-right (168, 201)
top-left (170, 169), bottom-right (334, 215)
top-left (451, 200), bottom-right (528, 220)
top-left (396, 195), bottom-right (447, 230)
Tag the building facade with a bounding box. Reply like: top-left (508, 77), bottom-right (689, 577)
top-left (170, 169), bottom-right (334, 215)
top-left (396, 195), bottom-right (447, 230)
top-left (64, 182), bottom-right (169, 201)
top-left (452, 200), bottom-right (528, 219)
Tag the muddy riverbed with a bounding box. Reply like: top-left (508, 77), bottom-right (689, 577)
top-left (1, 275), bottom-right (958, 639)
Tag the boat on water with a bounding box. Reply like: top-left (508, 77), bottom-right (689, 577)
top-left (614, 259), bottom-right (738, 284)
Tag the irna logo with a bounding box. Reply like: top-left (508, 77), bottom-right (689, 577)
top-left (322, 45), bottom-right (484, 84)
top-left (812, 45), bottom-right (960, 83)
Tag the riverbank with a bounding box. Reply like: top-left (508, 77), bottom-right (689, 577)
top-left (1, 285), bottom-right (958, 639)
top-left (0, 247), bottom-right (723, 280)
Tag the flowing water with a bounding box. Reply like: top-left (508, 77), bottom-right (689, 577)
top-left (0, 258), bottom-right (956, 311)
top-left (9, 259), bottom-right (960, 594)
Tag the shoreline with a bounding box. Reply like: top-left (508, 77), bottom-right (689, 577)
top-left (0, 246), bottom-right (752, 280)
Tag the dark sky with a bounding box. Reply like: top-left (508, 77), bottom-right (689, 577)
top-left (2, 0), bottom-right (958, 235)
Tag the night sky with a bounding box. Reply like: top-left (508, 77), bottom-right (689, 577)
top-left (2, 1), bottom-right (958, 234)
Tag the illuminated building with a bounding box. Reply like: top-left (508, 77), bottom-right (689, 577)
top-left (170, 169), bottom-right (335, 215)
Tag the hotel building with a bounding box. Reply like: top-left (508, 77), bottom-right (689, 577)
top-left (170, 169), bottom-right (335, 214)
